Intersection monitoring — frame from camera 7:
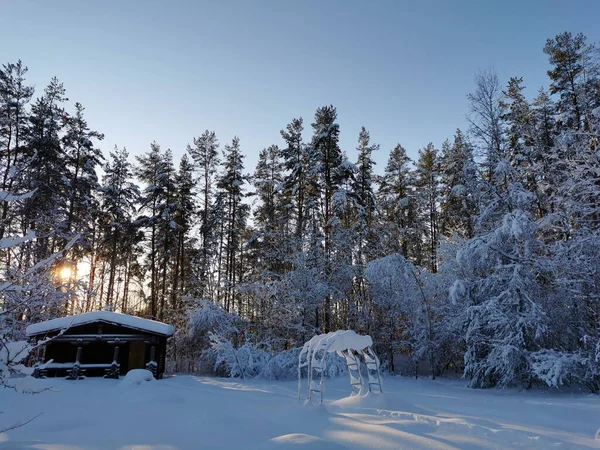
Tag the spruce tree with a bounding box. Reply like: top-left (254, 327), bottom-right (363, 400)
top-left (439, 130), bottom-right (478, 239)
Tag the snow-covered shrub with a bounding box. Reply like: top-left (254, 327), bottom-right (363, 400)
top-left (323, 351), bottom-right (348, 378)
top-left (189, 299), bottom-right (240, 339)
top-left (456, 209), bottom-right (547, 388)
top-left (365, 250), bottom-right (460, 377)
top-left (0, 340), bottom-right (31, 386)
top-left (167, 299), bottom-right (242, 373)
top-left (261, 347), bottom-right (347, 380)
top-left (528, 350), bottom-right (584, 388)
top-left (209, 333), bottom-right (269, 379)
top-left (260, 347), bottom-right (301, 380)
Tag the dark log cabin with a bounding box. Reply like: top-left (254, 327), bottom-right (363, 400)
top-left (26, 311), bottom-right (175, 379)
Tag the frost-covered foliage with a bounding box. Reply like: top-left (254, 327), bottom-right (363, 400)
top-left (167, 299), bottom-right (241, 373)
top-left (0, 341), bottom-right (31, 386)
top-left (456, 209), bottom-right (546, 388)
top-left (206, 337), bottom-right (347, 381)
top-left (529, 350), bottom-right (587, 388)
top-left (188, 299), bottom-right (239, 338)
top-left (365, 252), bottom-right (459, 377)
top-left (209, 333), bottom-right (270, 379)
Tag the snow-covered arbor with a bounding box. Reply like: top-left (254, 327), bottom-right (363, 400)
top-left (298, 330), bottom-right (382, 402)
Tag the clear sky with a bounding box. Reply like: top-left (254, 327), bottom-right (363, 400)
top-left (4, 0), bottom-right (600, 173)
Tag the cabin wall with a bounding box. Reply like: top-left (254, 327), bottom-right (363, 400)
top-left (31, 320), bottom-right (170, 378)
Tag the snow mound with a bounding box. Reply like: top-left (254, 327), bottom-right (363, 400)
top-left (268, 433), bottom-right (345, 449)
top-left (119, 369), bottom-right (155, 387)
top-left (13, 375), bottom-right (49, 394)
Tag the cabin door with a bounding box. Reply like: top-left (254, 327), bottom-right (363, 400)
top-left (128, 341), bottom-right (146, 370)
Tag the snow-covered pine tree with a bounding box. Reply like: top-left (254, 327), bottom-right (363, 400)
top-left (439, 130), bottom-right (478, 239)
top-left (377, 144), bottom-right (422, 262)
top-left (251, 144), bottom-right (288, 276)
top-left (352, 127), bottom-right (379, 263)
top-left (99, 146), bottom-right (141, 313)
top-left (280, 117), bottom-right (310, 240)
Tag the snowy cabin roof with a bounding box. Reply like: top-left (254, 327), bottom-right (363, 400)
top-left (26, 311), bottom-right (175, 337)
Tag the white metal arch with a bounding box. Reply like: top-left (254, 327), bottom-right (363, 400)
top-left (298, 330), bottom-right (382, 403)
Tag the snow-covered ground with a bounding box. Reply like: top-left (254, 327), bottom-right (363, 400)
top-left (1, 374), bottom-right (599, 449)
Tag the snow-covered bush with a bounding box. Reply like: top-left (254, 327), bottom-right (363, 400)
top-left (365, 251), bottom-right (460, 377)
top-left (167, 299), bottom-right (242, 373)
top-left (259, 347), bottom-right (301, 380)
top-left (528, 350), bottom-right (584, 388)
top-left (258, 346), bottom-right (347, 381)
top-left (207, 337), bottom-right (348, 381)
top-left (209, 333), bottom-right (270, 379)
top-left (456, 208), bottom-right (547, 388)
top-left (0, 340), bottom-right (31, 386)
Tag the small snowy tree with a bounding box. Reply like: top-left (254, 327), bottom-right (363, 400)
top-left (455, 206), bottom-right (546, 388)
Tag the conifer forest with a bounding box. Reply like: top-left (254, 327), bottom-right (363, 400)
top-left (3, 31), bottom-right (600, 392)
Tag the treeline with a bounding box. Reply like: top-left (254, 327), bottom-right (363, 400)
top-left (2, 31), bottom-right (600, 390)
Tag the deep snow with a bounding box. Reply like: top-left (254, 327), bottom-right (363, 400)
top-left (1, 375), bottom-right (599, 449)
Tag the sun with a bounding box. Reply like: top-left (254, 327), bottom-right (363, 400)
top-left (59, 266), bottom-right (72, 281)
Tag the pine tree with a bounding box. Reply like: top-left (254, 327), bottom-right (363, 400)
top-left (99, 146), bottom-right (140, 312)
top-left (455, 186), bottom-right (546, 388)
top-left (377, 144), bottom-right (423, 264)
top-left (280, 118), bottom-right (308, 239)
top-left (353, 127), bottom-right (379, 261)
top-left (0, 61), bottom-right (34, 244)
top-left (543, 32), bottom-right (598, 132)
top-left (187, 130), bottom-right (220, 298)
top-left (157, 149), bottom-right (177, 320)
top-left (135, 141), bottom-right (165, 319)
top-left (311, 105), bottom-right (343, 332)
top-left (252, 144), bottom-right (288, 275)
top-left (439, 130), bottom-right (478, 239)
top-left (216, 137), bottom-right (248, 313)
top-left (171, 154), bottom-right (195, 312)
top-left (22, 77), bottom-right (70, 263)
top-left (415, 143), bottom-right (441, 273)
top-left (62, 102), bottom-right (104, 259)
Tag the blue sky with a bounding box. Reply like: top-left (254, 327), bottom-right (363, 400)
top-left (4, 0), bottom-right (600, 173)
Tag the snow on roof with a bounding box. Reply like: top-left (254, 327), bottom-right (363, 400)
top-left (26, 311), bottom-right (175, 337)
top-left (304, 330), bottom-right (373, 353)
